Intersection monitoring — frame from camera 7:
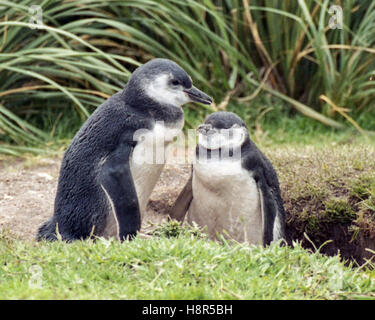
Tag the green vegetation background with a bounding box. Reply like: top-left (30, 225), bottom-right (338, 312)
top-left (0, 0), bottom-right (374, 155)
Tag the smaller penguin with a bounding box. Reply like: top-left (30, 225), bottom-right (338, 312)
top-left (170, 112), bottom-right (286, 245)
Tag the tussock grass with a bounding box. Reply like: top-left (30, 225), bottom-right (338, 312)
top-left (1, 0), bottom-right (375, 155)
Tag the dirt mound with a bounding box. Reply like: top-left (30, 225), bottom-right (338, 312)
top-left (267, 144), bottom-right (375, 264)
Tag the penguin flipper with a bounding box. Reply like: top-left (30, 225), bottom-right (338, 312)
top-left (257, 183), bottom-right (276, 246)
top-left (257, 174), bottom-right (286, 246)
top-left (169, 174), bottom-right (193, 222)
top-left (99, 140), bottom-right (141, 241)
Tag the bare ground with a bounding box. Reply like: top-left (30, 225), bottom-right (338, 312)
top-left (0, 156), bottom-right (190, 240)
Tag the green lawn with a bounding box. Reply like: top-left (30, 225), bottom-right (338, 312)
top-left (1, 224), bottom-right (375, 300)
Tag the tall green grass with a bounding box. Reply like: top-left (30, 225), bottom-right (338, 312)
top-left (0, 0), bottom-right (374, 154)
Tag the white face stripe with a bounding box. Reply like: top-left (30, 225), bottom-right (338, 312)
top-left (145, 73), bottom-right (190, 107)
top-left (198, 127), bottom-right (247, 150)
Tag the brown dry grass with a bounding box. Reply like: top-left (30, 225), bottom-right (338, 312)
top-left (266, 143), bottom-right (375, 263)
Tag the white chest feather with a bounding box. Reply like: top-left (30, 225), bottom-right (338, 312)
top-left (130, 121), bottom-right (183, 215)
top-left (188, 159), bottom-right (263, 244)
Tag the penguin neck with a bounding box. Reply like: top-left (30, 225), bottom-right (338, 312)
top-left (240, 139), bottom-right (255, 154)
top-left (122, 85), bottom-right (184, 126)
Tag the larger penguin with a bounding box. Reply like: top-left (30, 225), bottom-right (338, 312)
top-left (37, 58), bottom-right (212, 241)
top-left (170, 112), bottom-right (285, 245)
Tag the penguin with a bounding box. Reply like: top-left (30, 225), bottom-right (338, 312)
top-left (170, 112), bottom-right (286, 245)
top-left (37, 58), bottom-right (212, 241)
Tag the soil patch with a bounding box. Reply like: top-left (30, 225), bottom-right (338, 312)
top-left (0, 156), bottom-right (190, 240)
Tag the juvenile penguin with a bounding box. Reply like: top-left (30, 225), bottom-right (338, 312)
top-left (37, 58), bottom-right (212, 241)
top-left (170, 112), bottom-right (285, 245)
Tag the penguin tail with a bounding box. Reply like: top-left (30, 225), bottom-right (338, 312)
top-left (36, 218), bottom-right (58, 241)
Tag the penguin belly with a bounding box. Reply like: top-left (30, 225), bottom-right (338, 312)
top-left (130, 121), bottom-right (183, 215)
top-left (187, 160), bottom-right (263, 244)
top-left (130, 161), bottom-right (165, 216)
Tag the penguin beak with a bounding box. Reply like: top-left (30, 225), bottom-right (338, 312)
top-left (183, 86), bottom-right (212, 105)
top-left (198, 123), bottom-right (214, 135)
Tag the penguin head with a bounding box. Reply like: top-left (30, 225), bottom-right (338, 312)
top-left (127, 58), bottom-right (212, 108)
top-left (197, 112), bottom-right (249, 153)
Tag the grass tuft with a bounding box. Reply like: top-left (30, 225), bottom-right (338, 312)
top-left (152, 220), bottom-right (207, 239)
